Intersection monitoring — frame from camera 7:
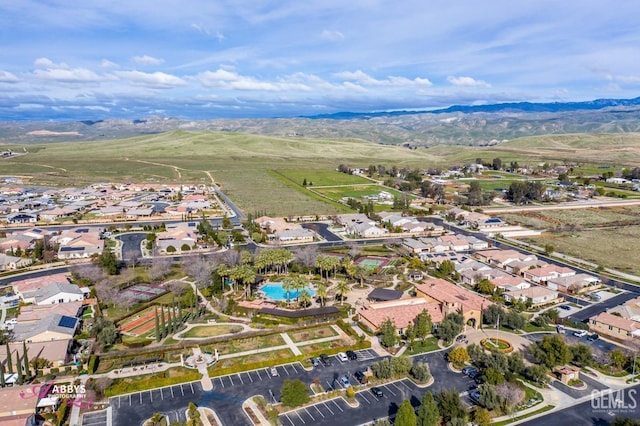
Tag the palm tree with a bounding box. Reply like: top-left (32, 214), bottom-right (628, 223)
top-left (316, 283), bottom-right (328, 307)
top-left (298, 289), bottom-right (312, 308)
top-left (335, 280), bottom-right (350, 305)
top-left (282, 276), bottom-right (295, 307)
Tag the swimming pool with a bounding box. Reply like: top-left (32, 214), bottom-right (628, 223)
top-left (260, 282), bottom-right (315, 301)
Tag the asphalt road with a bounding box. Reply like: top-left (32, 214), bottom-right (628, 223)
top-left (521, 385), bottom-right (640, 426)
top-left (301, 222), bottom-right (343, 242)
top-left (115, 232), bottom-right (146, 260)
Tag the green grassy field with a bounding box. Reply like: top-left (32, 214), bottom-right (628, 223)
top-left (273, 169), bottom-right (372, 186)
top-left (312, 185), bottom-right (407, 202)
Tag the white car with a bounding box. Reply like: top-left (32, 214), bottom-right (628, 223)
top-left (337, 352), bottom-right (348, 362)
top-left (573, 330), bottom-right (588, 338)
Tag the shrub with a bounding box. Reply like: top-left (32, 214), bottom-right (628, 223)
top-left (410, 362), bottom-right (431, 383)
top-left (281, 379), bottom-right (310, 407)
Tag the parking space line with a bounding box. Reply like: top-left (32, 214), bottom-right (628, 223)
top-left (247, 371), bottom-right (253, 382)
top-left (150, 390), bottom-right (153, 403)
top-left (128, 394), bottom-right (131, 406)
top-left (323, 401), bottom-right (334, 415)
top-left (290, 364), bottom-right (299, 373)
top-left (331, 400), bottom-right (344, 412)
top-left (170, 386), bottom-right (174, 398)
top-left (282, 365), bottom-right (290, 375)
top-left (219, 377), bottom-right (225, 388)
top-left (229, 375), bottom-right (234, 385)
top-left (397, 381), bottom-right (412, 391)
top-left (384, 385), bottom-right (396, 396)
top-left (391, 382), bottom-right (404, 393)
top-left (265, 368), bottom-right (272, 378)
top-left (295, 410), bottom-right (306, 424)
top-left (160, 388), bottom-right (163, 400)
top-left (314, 405), bottom-right (325, 418)
top-left (139, 392), bottom-right (142, 404)
top-left (283, 414), bottom-right (295, 426)
top-left (256, 369), bottom-right (262, 380)
top-left (326, 381), bottom-right (334, 390)
top-left (190, 382), bottom-right (194, 393)
top-left (237, 373), bottom-right (244, 384)
top-left (180, 384), bottom-right (185, 396)
top-left (359, 393), bottom-right (371, 404)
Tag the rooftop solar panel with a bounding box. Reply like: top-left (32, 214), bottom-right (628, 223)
top-left (58, 316), bottom-right (77, 329)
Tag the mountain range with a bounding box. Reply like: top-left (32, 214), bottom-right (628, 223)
top-left (1, 97), bottom-right (640, 146)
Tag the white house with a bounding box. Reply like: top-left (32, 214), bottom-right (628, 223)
top-left (21, 282), bottom-right (86, 305)
top-left (503, 286), bottom-right (560, 307)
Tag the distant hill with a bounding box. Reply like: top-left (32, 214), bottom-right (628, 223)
top-left (305, 97), bottom-right (640, 119)
top-left (1, 97), bottom-right (640, 146)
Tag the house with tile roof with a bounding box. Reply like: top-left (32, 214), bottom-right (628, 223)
top-left (589, 312), bottom-right (640, 342)
top-left (415, 277), bottom-right (492, 328)
top-left (12, 314), bottom-right (79, 343)
top-left (358, 298), bottom-right (444, 334)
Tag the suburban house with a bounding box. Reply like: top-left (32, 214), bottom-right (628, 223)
top-left (21, 282), bottom-right (87, 305)
top-left (0, 339), bottom-right (73, 368)
top-left (0, 386), bottom-right (39, 425)
top-left (0, 253), bottom-right (33, 271)
top-left (458, 266), bottom-right (510, 286)
top-left (439, 235), bottom-right (470, 251)
top-left (415, 278), bottom-right (492, 328)
top-left (55, 228), bottom-right (104, 259)
top-left (358, 298), bottom-right (444, 334)
top-left (491, 275), bottom-right (530, 292)
top-left (546, 273), bottom-right (600, 294)
top-left (522, 264), bottom-right (575, 284)
top-left (11, 273), bottom-right (72, 300)
top-left (589, 312), bottom-right (640, 342)
top-left (475, 249), bottom-right (537, 269)
top-left (17, 301), bottom-right (83, 322)
top-left (11, 314), bottom-right (79, 343)
top-left (607, 296), bottom-right (640, 322)
top-left (273, 228), bottom-right (315, 243)
top-left (502, 286), bottom-right (561, 307)
top-left (6, 213), bottom-right (38, 224)
top-left (156, 222), bottom-right (198, 252)
top-left (402, 238), bottom-right (430, 254)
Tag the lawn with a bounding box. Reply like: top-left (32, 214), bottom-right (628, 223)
top-left (312, 184), bottom-right (408, 202)
top-left (297, 338), bottom-right (352, 354)
top-left (104, 367), bottom-right (201, 397)
top-left (404, 337), bottom-right (440, 355)
top-left (181, 325), bottom-right (244, 338)
top-left (208, 348), bottom-right (294, 375)
top-left (200, 333), bottom-right (286, 355)
top-left (287, 326), bottom-right (339, 343)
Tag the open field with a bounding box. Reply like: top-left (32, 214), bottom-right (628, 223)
top-left (499, 206), bottom-right (640, 230)
top-left (521, 227), bottom-right (640, 275)
top-left (312, 184), bottom-right (407, 201)
top-left (2, 131), bottom-right (441, 216)
top-left (272, 169), bottom-right (372, 186)
top-left (287, 325), bottom-right (338, 343)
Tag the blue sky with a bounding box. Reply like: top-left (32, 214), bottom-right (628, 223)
top-left (1, 0), bottom-right (639, 120)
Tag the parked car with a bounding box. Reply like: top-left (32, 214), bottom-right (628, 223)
top-left (456, 334), bottom-right (468, 343)
top-left (556, 325), bottom-right (566, 334)
top-left (573, 330), bottom-right (588, 338)
top-left (311, 357), bottom-right (320, 367)
top-left (270, 367), bottom-right (278, 377)
top-left (589, 293), bottom-right (602, 301)
top-left (371, 387), bottom-right (384, 398)
top-left (469, 389), bottom-right (481, 402)
top-left (337, 352), bottom-right (349, 362)
top-left (346, 350), bottom-right (358, 360)
top-left (339, 376), bottom-right (351, 388)
top-left (320, 354), bottom-right (332, 366)
top-left (462, 367), bottom-right (478, 377)
top-left (559, 305), bottom-right (571, 311)
top-left (587, 333), bottom-right (599, 341)
top-left (354, 370), bottom-right (368, 384)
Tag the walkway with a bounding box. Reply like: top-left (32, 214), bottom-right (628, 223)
top-left (181, 277), bottom-right (251, 323)
top-left (281, 332), bottom-right (302, 356)
top-left (191, 347), bottom-right (213, 391)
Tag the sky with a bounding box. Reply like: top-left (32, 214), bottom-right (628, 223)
top-left (1, 0), bottom-right (640, 121)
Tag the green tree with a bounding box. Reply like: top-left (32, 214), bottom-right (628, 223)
top-left (395, 400), bottom-right (417, 426)
top-left (5, 343), bottom-right (12, 374)
top-left (447, 347), bottom-right (470, 367)
top-left (416, 392), bottom-right (439, 426)
top-left (508, 352), bottom-right (526, 374)
top-left (410, 362), bottom-right (431, 384)
top-left (610, 350), bottom-right (627, 369)
top-left (472, 407), bottom-right (491, 426)
top-left (435, 389), bottom-right (466, 425)
top-left (371, 358), bottom-right (393, 380)
top-left (316, 283), bottom-right (328, 307)
top-left (610, 418), bottom-right (640, 426)
top-left (415, 310), bottom-right (432, 340)
top-left (435, 314), bottom-right (463, 344)
top-left (22, 341), bottom-right (29, 380)
top-left (544, 243), bottom-right (555, 256)
top-left (380, 318), bottom-right (398, 348)
top-left (478, 384), bottom-right (500, 410)
top-left (570, 344), bottom-right (593, 366)
top-left (154, 308), bottom-right (160, 342)
top-left (391, 356), bottom-right (413, 376)
top-left (529, 335), bottom-right (571, 368)
top-left (335, 280), bottom-right (350, 305)
top-left (482, 368), bottom-right (505, 385)
top-left (524, 364), bottom-right (548, 385)
top-left (405, 323), bottom-right (416, 350)
top-left (476, 278), bottom-right (494, 295)
top-left (16, 352), bottom-right (23, 385)
top-left (281, 379), bottom-right (310, 407)
top-left (98, 249), bottom-right (119, 275)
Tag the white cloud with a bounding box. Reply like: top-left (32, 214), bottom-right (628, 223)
top-left (334, 70), bottom-right (432, 87)
top-left (614, 75), bottom-right (640, 84)
top-left (0, 71), bottom-right (19, 83)
top-left (34, 58), bottom-right (68, 69)
top-left (321, 29), bottom-right (344, 42)
top-left (32, 67), bottom-right (102, 83)
top-left (447, 76), bottom-right (491, 88)
top-left (196, 69), bottom-right (280, 91)
top-left (101, 59), bottom-right (119, 68)
top-left (115, 70), bottom-right (186, 89)
top-left (131, 55), bottom-right (165, 66)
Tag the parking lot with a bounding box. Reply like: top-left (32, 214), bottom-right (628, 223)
top-left (81, 409), bottom-right (108, 426)
top-left (279, 379), bottom-right (422, 426)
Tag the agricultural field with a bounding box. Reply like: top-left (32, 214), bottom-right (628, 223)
top-left (311, 184), bottom-right (407, 202)
top-left (505, 206), bottom-right (640, 275)
top-left (272, 169), bottom-right (372, 186)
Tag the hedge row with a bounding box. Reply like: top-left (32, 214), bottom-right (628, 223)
top-left (208, 340), bottom-right (371, 378)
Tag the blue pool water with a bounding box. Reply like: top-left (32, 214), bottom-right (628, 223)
top-left (260, 282), bottom-right (316, 301)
